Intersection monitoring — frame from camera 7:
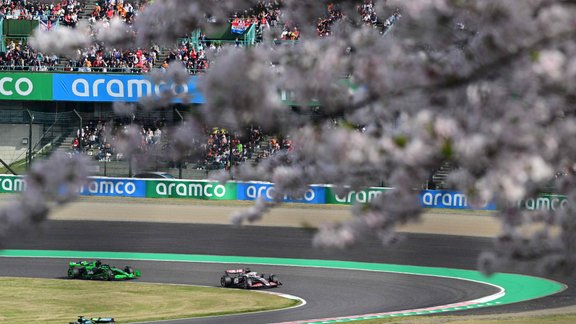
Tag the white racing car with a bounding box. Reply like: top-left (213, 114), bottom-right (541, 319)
top-left (220, 268), bottom-right (282, 289)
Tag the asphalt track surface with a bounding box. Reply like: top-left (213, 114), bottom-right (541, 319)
top-left (1, 220), bottom-right (575, 323)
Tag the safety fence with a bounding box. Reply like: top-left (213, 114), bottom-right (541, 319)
top-left (0, 175), bottom-right (568, 211)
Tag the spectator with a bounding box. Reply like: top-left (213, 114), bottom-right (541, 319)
top-left (71, 137), bottom-right (80, 152)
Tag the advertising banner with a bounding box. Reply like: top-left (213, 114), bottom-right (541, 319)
top-left (0, 174), bottom-right (570, 212)
top-left (0, 73), bottom-right (53, 101)
top-left (236, 182), bottom-right (326, 204)
top-left (146, 179), bottom-right (236, 200)
top-left (79, 177), bottom-right (146, 197)
top-left (514, 194), bottom-right (568, 211)
top-left (419, 190), bottom-right (497, 210)
top-left (0, 175), bottom-right (26, 193)
top-left (52, 73), bottom-right (205, 103)
top-left (324, 186), bottom-right (392, 205)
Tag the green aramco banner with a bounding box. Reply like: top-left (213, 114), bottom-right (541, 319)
top-left (0, 73), bottom-right (53, 100)
top-left (146, 180), bottom-right (237, 200)
top-left (325, 186), bottom-right (392, 204)
top-left (0, 175), bottom-right (26, 193)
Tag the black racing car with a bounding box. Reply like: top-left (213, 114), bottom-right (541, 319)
top-left (220, 268), bottom-right (281, 289)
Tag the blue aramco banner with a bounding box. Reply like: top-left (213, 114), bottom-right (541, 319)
top-left (52, 73), bottom-right (205, 103)
top-left (79, 177), bottom-right (146, 198)
top-left (236, 182), bottom-right (326, 204)
top-left (419, 190), bottom-right (497, 210)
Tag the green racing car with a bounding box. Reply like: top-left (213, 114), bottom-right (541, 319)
top-left (67, 260), bottom-right (140, 280)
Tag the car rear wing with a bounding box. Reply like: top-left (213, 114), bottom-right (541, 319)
top-left (225, 269), bottom-right (245, 274)
top-left (69, 261), bottom-right (89, 266)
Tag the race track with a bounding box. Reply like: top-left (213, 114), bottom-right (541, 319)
top-left (0, 219), bottom-right (573, 323)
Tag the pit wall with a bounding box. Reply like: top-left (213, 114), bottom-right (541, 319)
top-left (0, 175), bottom-right (567, 211)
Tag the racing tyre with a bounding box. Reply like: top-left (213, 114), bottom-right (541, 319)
top-left (243, 278), bottom-right (253, 289)
top-left (68, 267), bottom-right (81, 279)
top-left (105, 270), bottom-right (114, 281)
top-left (221, 276), bottom-right (232, 287)
top-left (124, 266), bottom-right (134, 275)
top-left (269, 274), bottom-right (279, 284)
top-left (75, 267), bottom-right (85, 279)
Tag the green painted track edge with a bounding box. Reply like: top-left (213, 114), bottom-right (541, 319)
top-left (0, 250), bottom-right (567, 323)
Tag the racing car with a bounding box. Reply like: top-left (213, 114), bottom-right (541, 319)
top-left (67, 260), bottom-right (140, 280)
top-left (69, 316), bottom-right (115, 324)
top-left (220, 268), bottom-right (281, 289)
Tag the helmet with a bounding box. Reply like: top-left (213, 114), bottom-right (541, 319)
top-left (95, 260), bottom-right (101, 267)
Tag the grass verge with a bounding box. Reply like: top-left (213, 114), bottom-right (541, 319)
top-left (0, 277), bottom-right (299, 324)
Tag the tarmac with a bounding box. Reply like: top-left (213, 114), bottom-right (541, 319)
top-left (37, 196), bottom-right (502, 238)
top-left (2, 194), bottom-right (575, 319)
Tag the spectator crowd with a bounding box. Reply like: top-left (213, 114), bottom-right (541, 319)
top-left (0, 0), bottom-right (83, 23)
top-left (71, 119), bottom-right (165, 162)
top-left (70, 46), bottom-right (158, 73)
top-left (68, 118), bottom-right (294, 173)
top-left (2, 0), bottom-right (396, 172)
top-left (200, 127), bottom-right (267, 170)
top-left (1, 1), bottom-right (397, 73)
top-left (317, 3), bottom-right (344, 37)
top-left (0, 40), bottom-right (59, 70)
top-left (88, 0), bottom-right (139, 25)
top-left (317, 1), bottom-right (392, 37)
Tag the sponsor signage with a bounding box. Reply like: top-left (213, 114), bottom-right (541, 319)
top-left (52, 73), bottom-right (205, 103)
top-left (0, 73), bottom-right (53, 101)
top-left (514, 194), bottom-right (568, 211)
top-left (325, 186), bottom-right (392, 205)
top-left (0, 176), bottom-right (146, 197)
top-left (79, 178), bottom-right (146, 197)
top-left (0, 175), bottom-right (570, 212)
top-left (147, 179), bottom-right (236, 200)
top-left (419, 190), bottom-right (570, 211)
top-left (0, 175), bottom-right (26, 193)
top-left (236, 182), bottom-right (326, 204)
top-left (0, 72), bottom-right (204, 103)
top-left (419, 190), bottom-right (497, 210)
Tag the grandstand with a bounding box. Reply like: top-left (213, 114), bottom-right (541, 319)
top-left (0, 1), bottom-right (413, 186)
top-left (0, 1), bottom-right (295, 178)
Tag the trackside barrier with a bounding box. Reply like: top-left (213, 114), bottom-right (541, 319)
top-left (0, 175), bottom-right (569, 211)
top-left (0, 175), bottom-right (146, 198)
top-left (419, 190), bottom-right (569, 211)
top-left (0, 175), bottom-right (25, 193)
top-left (325, 186), bottom-right (392, 205)
top-left (145, 179), bottom-right (236, 200)
top-left (419, 190), bottom-right (497, 210)
top-left (79, 178), bottom-right (146, 198)
top-left (236, 182), bottom-right (326, 204)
